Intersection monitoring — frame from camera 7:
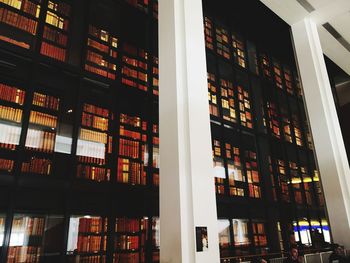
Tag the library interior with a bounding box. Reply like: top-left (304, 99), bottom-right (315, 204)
top-left (0, 0), bottom-right (350, 262)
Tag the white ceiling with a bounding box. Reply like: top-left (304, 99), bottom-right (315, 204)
top-left (260, 0), bottom-right (350, 76)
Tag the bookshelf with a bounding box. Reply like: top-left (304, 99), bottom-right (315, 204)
top-left (0, 0), bottom-right (41, 49)
top-left (272, 59), bottom-right (283, 90)
top-left (300, 165), bottom-right (313, 206)
top-left (252, 221), bottom-right (267, 253)
top-left (280, 103), bottom-right (293, 143)
top-left (114, 217), bottom-right (148, 263)
top-left (220, 79), bottom-right (236, 125)
top-left (7, 215), bottom-right (45, 263)
top-left (40, 0), bottom-right (71, 62)
top-left (275, 159), bottom-right (290, 203)
top-left (0, 83), bottom-right (25, 155)
top-left (266, 101), bottom-right (280, 139)
top-left (232, 219), bottom-right (250, 254)
top-left (212, 139), bottom-right (225, 195)
top-left (152, 124), bottom-right (159, 187)
top-left (289, 161), bottom-right (302, 205)
top-left (67, 216), bottom-right (108, 263)
top-left (77, 103), bottom-right (111, 182)
top-left (151, 217), bottom-right (159, 263)
top-left (85, 25), bottom-right (118, 80)
top-left (225, 142), bottom-right (245, 197)
top-left (204, 16), bottom-right (214, 51)
top-left (117, 113), bottom-right (148, 185)
top-left (207, 73), bottom-right (220, 119)
top-left (21, 92), bottom-right (59, 176)
top-left (215, 23), bottom-right (230, 60)
top-left (259, 53), bottom-right (272, 80)
top-left (232, 33), bottom-right (247, 69)
top-left (283, 66), bottom-right (294, 95)
top-left (121, 43), bottom-right (149, 92)
top-left (237, 85), bottom-right (253, 129)
top-left (152, 56), bottom-right (159, 96)
top-left (245, 150), bottom-right (261, 199)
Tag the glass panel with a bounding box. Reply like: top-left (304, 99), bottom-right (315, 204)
top-left (152, 217), bottom-right (159, 263)
top-left (7, 215), bottom-right (46, 263)
top-left (67, 216), bottom-right (107, 263)
top-left (218, 219), bottom-right (231, 248)
top-left (232, 219), bottom-right (250, 247)
top-left (0, 214), bottom-right (5, 247)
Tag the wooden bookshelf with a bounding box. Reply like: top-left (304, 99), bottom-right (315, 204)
top-left (114, 217), bottom-right (148, 263)
top-left (272, 59), bottom-right (283, 90)
top-left (0, 0), bottom-right (41, 49)
top-left (117, 113), bottom-right (148, 185)
top-left (275, 159), bottom-right (290, 203)
top-left (85, 25), bottom-right (118, 80)
top-left (7, 215), bottom-right (45, 263)
top-left (77, 103), bottom-right (111, 182)
top-left (0, 83), bottom-right (25, 151)
top-left (266, 101), bottom-right (281, 139)
top-left (121, 43), bottom-right (149, 92)
top-left (252, 221), bottom-right (267, 253)
top-left (40, 0), bottom-right (71, 62)
top-left (290, 161), bottom-right (303, 205)
top-left (67, 216), bottom-right (107, 263)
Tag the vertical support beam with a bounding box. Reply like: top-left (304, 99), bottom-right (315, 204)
top-left (159, 0), bottom-right (220, 262)
top-left (292, 18), bottom-right (350, 247)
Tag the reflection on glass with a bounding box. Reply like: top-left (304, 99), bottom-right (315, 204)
top-left (0, 115), bottom-right (22, 149)
top-left (218, 219), bottom-right (231, 248)
top-left (8, 215), bottom-right (45, 263)
top-left (321, 220), bottom-right (330, 243)
top-left (152, 217), bottom-right (160, 262)
top-left (0, 214), bottom-right (5, 247)
top-left (67, 216), bottom-right (107, 263)
top-left (213, 158), bottom-right (225, 179)
top-left (232, 219), bottom-right (250, 246)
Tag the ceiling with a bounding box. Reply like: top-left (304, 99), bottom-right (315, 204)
top-left (259, 0), bottom-right (350, 76)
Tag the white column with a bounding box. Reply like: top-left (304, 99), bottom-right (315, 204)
top-left (158, 0), bottom-right (220, 262)
top-left (292, 18), bottom-right (350, 247)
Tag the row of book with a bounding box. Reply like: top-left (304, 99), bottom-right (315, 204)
top-left (117, 159), bottom-right (146, 185)
top-left (40, 41), bottom-right (66, 62)
top-left (119, 138), bottom-right (140, 159)
top-left (82, 112), bottom-right (109, 132)
top-left (115, 235), bottom-right (139, 250)
top-left (86, 50), bottom-right (117, 71)
top-left (77, 235), bottom-right (106, 253)
top-left (121, 78), bottom-right (148, 92)
top-left (87, 38), bottom-right (109, 54)
top-left (85, 64), bottom-right (116, 80)
top-left (79, 128), bottom-right (107, 144)
top-left (0, 158), bottom-right (14, 171)
top-left (0, 84), bottom-right (25, 105)
top-left (122, 56), bottom-right (147, 70)
top-left (77, 155), bottom-right (106, 166)
top-left (115, 218), bottom-right (141, 233)
top-left (83, 105), bottom-right (109, 119)
top-left (78, 217), bottom-right (106, 233)
top-left (120, 114), bottom-right (143, 128)
top-left (122, 66), bottom-right (148, 83)
top-left (0, 8), bottom-right (38, 35)
top-left (0, 105), bottom-right (22, 123)
top-left (12, 216), bottom-right (45, 236)
top-left (7, 246), bottom-right (41, 263)
top-left (43, 25), bottom-right (68, 47)
top-left (25, 129), bottom-right (56, 153)
top-left (0, 34), bottom-right (30, 49)
top-left (77, 164), bottom-right (110, 182)
top-left (33, 92), bottom-right (59, 111)
top-left (29, 110), bottom-right (57, 128)
top-left (120, 126), bottom-right (141, 140)
top-left (21, 157), bottom-right (52, 175)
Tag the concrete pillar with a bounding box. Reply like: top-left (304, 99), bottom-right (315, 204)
top-left (158, 0), bottom-right (221, 262)
top-left (292, 17), bottom-right (350, 247)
